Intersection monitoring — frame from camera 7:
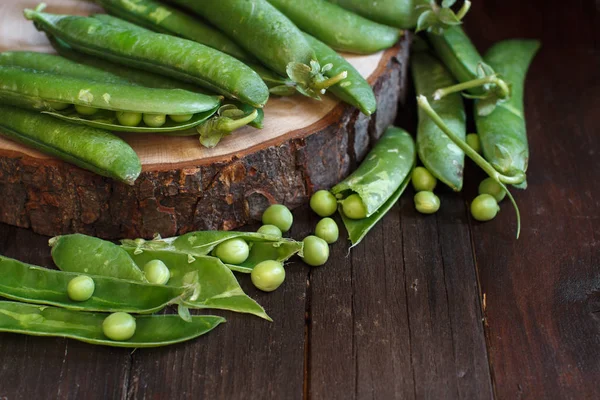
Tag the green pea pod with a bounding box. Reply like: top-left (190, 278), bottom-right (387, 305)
top-left (411, 49), bottom-right (466, 191)
top-left (0, 255), bottom-right (188, 314)
top-left (475, 40), bottom-right (540, 187)
top-left (303, 33), bottom-right (377, 116)
top-left (50, 234), bottom-right (147, 282)
top-left (24, 6), bottom-right (269, 108)
top-left (326, 0), bottom-right (420, 29)
top-left (0, 106), bottom-right (140, 185)
top-left (267, 0), bottom-right (401, 54)
top-left (332, 126), bottom-right (416, 217)
top-left (122, 231), bottom-right (303, 274)
top-left (0, 301), bottom-right (224, 348)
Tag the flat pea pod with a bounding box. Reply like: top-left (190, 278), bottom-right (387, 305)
top-left (326, 0), bottom-right (421, 29)
top-left (0, 255), bottom-right (188, 314)
top-left (411, 49), bottom-right (466, 191)
top-left (25, 7), bottom-right (269, 108)
top-left (0, 106), bottom-right (140, 185)
top-left (303, 33), bottom-right (377, 116)
top-left (50, 234), bottom-right (147, 282)
top-left (333, 126), bottom-right (415, 247)
top-left (121, 231), bottom-right (303, 274)
top-left (267, 0), bottom-right (401, 54)
top-left (475, 40), bottom-right (540, 186)
top-left (0, 301), bottom-right (224, 348)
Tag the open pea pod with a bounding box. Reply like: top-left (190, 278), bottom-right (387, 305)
top-left (0, 255), bottom-right (189, 314)
top-left (121, 231), bottom-right (303, 273)
top-left (332, 126), bottom-right (416, 247)
top-left (0, 301), bottom-right (224, 348)
top-left (121, 248), bottom-right (271, 321)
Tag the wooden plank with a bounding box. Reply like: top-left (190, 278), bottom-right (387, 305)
top-left (0, 225), bottom-right (131, 400)
top-left (127, 209), bottom-right (310, 399)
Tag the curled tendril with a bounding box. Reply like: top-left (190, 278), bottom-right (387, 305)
top-left (415, 0), bottom-right (472, 34)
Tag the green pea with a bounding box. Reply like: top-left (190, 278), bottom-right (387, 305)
top-left (341, 194), bottom-right (367, 220)
top-left (466, 133), bottom-right (482, 154)
top-left (257, 224), bottom-right (283, 238)
top-left (414, 191), bottom-right (440, 214)
top-left (102, 312), bottom-right (136, 341)
top-left (315, 217), bottom-right (339, 244)
top-left (310, 190), bottom-right (337, 217)
top-left (47, 101), bottom-right (70, 111)
top-left (478, 177), bottom-right (507, 202)
top-left (66, 275), bottom-right (95, 302)
top-left (143, 259), bottom-right (171, 285)
top-left (411, 166), bottom-right (437, 192)
top-left (75, 104), bottom-right (98, 116)
top-left (169, 114), bottom-right (194, 123)
top-left (250, 260), bottom-right (286, 292)
top-left (143, 113), bottom-right (166, 127)
top-left (301, 235), bottom-right (329, 267)
top-left (213, 238), bottom-right (250, 265)
top-left (471, 194), bottom-right (500, 221)
top-left (262, 204), bottom-right (293, 233)
top-left (117, 111), bottom-right (143, 127)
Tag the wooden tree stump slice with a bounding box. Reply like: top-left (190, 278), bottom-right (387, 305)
top-left (0, 0), bottom-right (411, 239)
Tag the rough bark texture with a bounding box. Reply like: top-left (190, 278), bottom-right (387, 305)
top-left (0, 36), bottom-right (410, 239)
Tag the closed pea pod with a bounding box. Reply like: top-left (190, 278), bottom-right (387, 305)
top-left (0, 106), bottom-right (140, 184)
top-left (0, 301), bottom-right (224, 348)
top-left (326, 0), bottom-right (420, 29)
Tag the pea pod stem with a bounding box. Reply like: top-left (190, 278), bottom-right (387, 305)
top-left (313, 70), bottom-right (348, 91)
top-left (417, 95), bottom-right (521, 238)
top-left (433, 75), bottom-right (510, 100)
top-left (455, 1), bottom-right (472, 21)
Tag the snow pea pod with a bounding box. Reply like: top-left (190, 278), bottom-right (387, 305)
top-left (0, 106), bottom-right (140, 185)
top-left (411, 49), bottom-right (466, 191)
top-left (121, 231), bottom-right (303, 274)
top-left (267, 0), bottom-right (401, 54)
top-left (0, 301), bottom-right (224, 348)
top-left (0, 255), bottom-right (188, 314)
top-left (475, 40), bottom-right (540, 187)
top-left (25, 6), bottom-right (269, 108)
top-left (303, 33), bottom-right (376, 116)
top-left (332, 126), bottom-right (415, 247)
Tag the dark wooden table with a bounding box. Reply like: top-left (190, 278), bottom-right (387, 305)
top-left (1, 1), bottom-right (599, 398)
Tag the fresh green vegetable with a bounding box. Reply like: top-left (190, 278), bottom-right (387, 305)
top-left (475, 40), bottom-right (540, 187)
top-left (117, 111), bottom-right (143, 127)
top-left (213, 238), bottom-right (250, 265)
top-left (470, 194), bottom-right (499, 221)
top-left (102, 312), bottom-right (136, 341)
top-left (257, 225), bottom-right (283, 238)
top-left (414, 191), bottom-right (441, 214)
top-left (478, 177), bottom-right (506, 202)
top-left (0, 301), bottom-right (224, 348)
top-left (303, 33), bottom-right (377, 116)
top-left (74, 104), bottom-right (99, 116)
top-left (262, 205), bottom-right (294, 233)
top-left (466, 133), bottom-right (481, 154)
top-left (143, 113), bottom-right (166, 128)
top-left (332, 126), bottom-right (415, 246)
top-left (143, 260), bottom-right (171, 285)
top-left (25, 5), bottom-right (269, 108)
top-left (411, 166), bottom-right (438, 192)
top-left (301, 236), bottom-right (330, 266)
top-left (412, 49), bottom-right (466, 191)
top-left (0, 106), bottom-right (140, 185)
top-left (310, 190), bottom-right (338, 217)
top-left (67, 276), bottom-right (95, 302)
top-left (250, 260), bottom-right (286, 292)
top-left (340, 194), bottom-right (368, 220)
top-left (315, 218), bottom-right (339, 244)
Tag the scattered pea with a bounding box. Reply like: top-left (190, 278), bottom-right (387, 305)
top-left (310, 190), bottom-right (337, 217)
top-left (47, 101), bottom-right (70, 111)
top-left (471, 194), bottom-right (500, 221)
top-left (315, 217), bottom-right (339, 244)
top-left (143, 259), bottom-right (171, 285)
top-left (102, 312), bottom-right (136, 341)
top-left (74, 104), bottom-right (98, 116)
top-left (478, 177), bottom-right (507, 202)
top-left (213, 238), bottom-right (250, 265)
top-left (143, 113), bottom-right (166, 127)
top-left (66, 275), bottom-right (95, 302)
top-left (302, 235), bottom-right (329, 267)
top-left (257, 224), bottom-right (283, 238)
top-left (262, 204), bottom-right (293, 232)
top-left (169, 114), bottom-right (194, 123)
top-left (411, 166), bottom-right (437, 192)
top-left (414, 191), bottom-right (441, 214)
top-left (466, 133), bottom-right (482, 154)
top-left (250, 260), bottom-right (286, 292)
top-left (117, 111), bottom-right (142, 127)
top-left (341, 194), bottom-right (367, 220)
